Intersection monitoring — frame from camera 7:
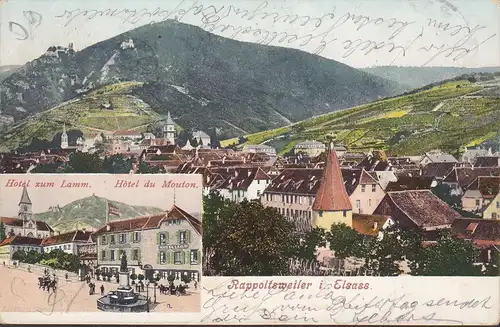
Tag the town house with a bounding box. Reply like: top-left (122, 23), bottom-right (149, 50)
top-left (214, 167), bottom-right (272, 202)
top-left (443, 167), bottom-right (500, 196)
top-left (461, 176), bottom-right (500, 215)
top-left (94, 205), bottom-right (202, 281)
top-left (261, 167), bottom-right (385, 231)
top-left (0, 236), bottom-right (44, 265)
top-left (481, 192), bottom-right (500, 220)
top-left (41, 229), bottom-right (93, 255)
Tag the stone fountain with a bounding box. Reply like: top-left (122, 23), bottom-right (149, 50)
top-left (97, 253), bottom-right (149, 312)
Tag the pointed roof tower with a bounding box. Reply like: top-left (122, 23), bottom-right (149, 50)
top-left (313, 143), bottom-right (352, 211)
top-left (19, 186), bottom-right (32, 205)
top-left (166, 111), bottom-right (175, 125)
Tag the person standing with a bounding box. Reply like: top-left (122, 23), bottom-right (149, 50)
top-left (100, 284), bottom-right (104, 296)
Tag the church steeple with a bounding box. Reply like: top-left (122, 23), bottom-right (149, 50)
top-left (312, 142), bottom-right (352, 230)
top-left (61, 123), bottom-right (68, 149)
top-left (18, 186), bottom-right (33, 223)
top-left (162, 112), bottom-right (176, 145)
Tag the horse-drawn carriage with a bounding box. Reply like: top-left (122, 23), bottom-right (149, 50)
top-left (38, 276), bottom-right (57, 292)
top-left (158, 283), bottom-right (187, 296)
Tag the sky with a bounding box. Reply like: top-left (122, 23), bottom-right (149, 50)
top-left (0, 0), bottom-right (498, 68)
top-left (0, 174), bottom-right (203, 217)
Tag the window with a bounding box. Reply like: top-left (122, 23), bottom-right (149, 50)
top-left (497, 201), bottom-right (500, 209)
top-left (23, 205), bottom-right (28, 212)
top-left (319, 211), bottom-right (323, 217)
top-left (119, 234), bottom-right (126, 243)
top-left (361, 185), bottom-right (366, 192)
top-left (160, 233), bottom-right (167, 245)
top-left (369, 199), bottom-right (372, 207)
top-left (101, 236), bottom-right (107, 244)
top-left (174, 251), bottom-right (182, 264)
top-left (101, 250), bottom-right (106, 260)
top-left (343, 211), bottom-right (347, 217)
top-left (110, 235), bottom-right (116, 244)
top-left (160, 252), bottom-right (166, 264)
top-left (110, 250), bottom-right (115, 261)
top-left (180, 231), bottom-right (187, 244)
top-left (132, 249), bottom-right (139, 260)
top-left (266, 194), bottom-right (269, 201)
top-left (190, 250), bottom-right (199, 264)
top-left (356, 200), bottom-right (361, 208)
top-left (372, 184), bottom-right (376, 192)
top-left (257, 190), bottom-right (261, 197)
top-left (492, 213), bottom-right (498, 220)
top-left (133, 232), bottom-right (140, 242)
top-left (476, 199), bottom-right (481, 206)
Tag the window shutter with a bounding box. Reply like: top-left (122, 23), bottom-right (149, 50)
top-left (130, 232), bottom-right (133, 242)
top-left (138, 232), bottom-right (141, 242)
top-left (137, 249), bottom-right (141, 260)
top-left (197, 250), bottom-right (201, 264)
top-left (186, 250), bottom-right (190, 264)
top-left (165, 232), bottom-right (169, 244)
top-left (181, 251), bottom-right (185, 264)
top-left (166, 251), bottom-right (170, 264)
top-left (157, 252), bottom-right (160, 264)
top-left (187, 230), bottom-right (191, 243)
top-left (177, 231), bottom-right (181, 244)
top-left (156, 232), bottom-right (160, 245)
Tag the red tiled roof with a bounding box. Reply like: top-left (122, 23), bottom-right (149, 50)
top-left (451, 218), bottom-right (500, 245)
top-left (385, 176), bottom-right (434, 192)
top-left (166, 206), bottom-right (202, 235)
top-left (94, 205), bottom-right (202, 235)
top-left (0, 235), bottom-right (43, 246)
top-left (443, 167), bottom-right (500, 189)
top-left (41, 230), bottom-right (92, 246)
top-left (466, 176), bottom-right (500, 199)
top-left (374, 190), bottom-right (462, 230)
top-left (1, 217), bottom-right (54, 232)
top-left (473, 156), bottom-right (499, 168)
top-left (352, 213), bottom-right (391, 237)
top-left (313, 146), bottom-right (352, 211)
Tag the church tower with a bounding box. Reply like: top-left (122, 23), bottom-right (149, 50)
top-left (163, 111), bottom-right (176, 145)
top-left (61, 123), bottom-right (69, 149)
top-left (18, 186), bottom-right (33, 224)
top-left (312, 142), bottom-right (353, 230)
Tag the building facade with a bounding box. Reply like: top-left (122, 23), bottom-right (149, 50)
top-left (0, 236), bottom-right (43, 265)
top-left (41, 230), bottom-right (93, 255)
top-left (294, 140), bottom-right (326, 157)
top-left (95, 205), bottom-right (202, 281)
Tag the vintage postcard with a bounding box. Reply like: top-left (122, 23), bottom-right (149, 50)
top-left (0, 174), bottom-right (203, 320)
top-left (0, 0), bottom-right (499, 325)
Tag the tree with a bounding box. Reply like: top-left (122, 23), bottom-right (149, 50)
top-left (103, 154), bottom-right (132, 173)
top-left (414, 230), bottom-right (482, 276)
top-left (0, 222), bottom-right (6, 242)
top-left (326, 223), bottom-right (367, 259)
top-left (12, 250), bottom-right (26, 262)
top-left (432, 183), bottom-right (480, 217)
top-left (203, 193), bottom-right (298, 276)
top-left (25, 250), bottom-right (43, 264)
top-left (365, 224), bottom-right (424, 276)
top-left (295, 227), bottom-right (326, 262)
top-left (167, 274), bottom-right (175, 283)
top-left (65, 152), bottom-right (104, 173)
top-left (137, 161), bottom-right (166, 174)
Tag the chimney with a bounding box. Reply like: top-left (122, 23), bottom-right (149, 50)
top-left (248, 169), bottom-right (251, 177)
top-left (373, 221), bottom-right (378, 230)
top-left (82, 228), bottom-right (86, 232)
top-left (488, 147), bottom-right (493, 156)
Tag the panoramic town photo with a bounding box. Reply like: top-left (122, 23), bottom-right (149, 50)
top-left (0, 174), bottom-right (203, 312)
top-left (0, 0), bottom-right (499, 284)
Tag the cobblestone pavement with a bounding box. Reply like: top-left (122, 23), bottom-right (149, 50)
top-left (0, 266), bottom-right (200, 312)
